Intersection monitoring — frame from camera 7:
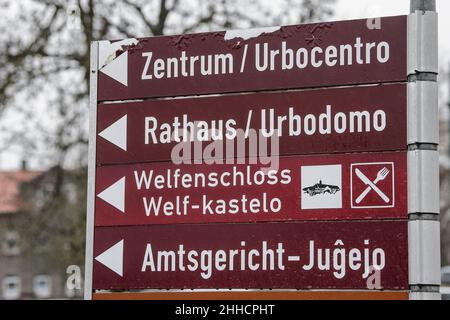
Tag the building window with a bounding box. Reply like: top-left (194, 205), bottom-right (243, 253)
top-left (2, 276), bottom-right (21, 300)
top-left (33, 275), bottom-right (52, 299)
top-left (2, 231), bottom-right (21, 256)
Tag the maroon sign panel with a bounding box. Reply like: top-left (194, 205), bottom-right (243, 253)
top-left (92, 221), bottom-right (408, 290)
top-left (95, 152), bottom-right (407, 227)
top-left (96, 84), bottom-right (406, 165)
top-left (98, 16), bottom-right (407, 101)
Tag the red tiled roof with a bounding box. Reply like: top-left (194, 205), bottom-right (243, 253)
top-left (0, 171), bottom-right (42, 214)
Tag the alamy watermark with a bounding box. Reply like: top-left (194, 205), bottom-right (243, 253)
top-left (66, 265), bottom-right (82, 292)
top-left (169, 127), bottom-right (280, 173)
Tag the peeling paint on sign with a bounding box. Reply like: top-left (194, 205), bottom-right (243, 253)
top-left (98, 38), bottom-right (139, 69)
top-left (98, 38), bottom-right (140, 87)
top-left (224, 26), bottom-right (281, 41)
top-left (97, 16), bottom-right (407, 101)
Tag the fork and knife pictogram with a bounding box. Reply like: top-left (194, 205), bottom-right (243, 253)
top-left (355, 167), bottom-right (391, 204)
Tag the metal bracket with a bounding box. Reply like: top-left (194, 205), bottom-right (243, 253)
top-left (410, 0), bottom-right (436, 13)
top-left (408, 150), bottom-right (439, 214)
top-left (409, 220), bottom-right (441, 286)
top-left (407, 11), bottom-right (438, 75)
top-left (407, 81), bottom-right (439, 145)
top-left (409, 291), bottom-right (441, 300)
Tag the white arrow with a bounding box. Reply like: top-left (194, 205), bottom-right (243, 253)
top-left (99, 51), bottom-right (129, 86)
top-left (97, 177), bottom-right (126, 213)
top-left (98, 115), bottom-right (127, 151)
top-left (95, 240), bottom-right (124, 277)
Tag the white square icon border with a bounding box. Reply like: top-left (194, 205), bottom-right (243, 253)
top-left (350, 162), bottom-right (395, 209)
top-left (301, 164), bottom-right (343, 210)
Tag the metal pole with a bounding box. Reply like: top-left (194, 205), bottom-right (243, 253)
top-left (84, 42), bottom-right (99, 300)
top-left (408, 0), bottom-right (441, 300)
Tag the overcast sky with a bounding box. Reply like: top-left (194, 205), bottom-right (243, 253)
top-left (335, 0), bottom-right (450, 58)
top-left (1, 0), bottom-right (449, 171)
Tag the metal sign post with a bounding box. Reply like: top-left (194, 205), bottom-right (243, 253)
top-left (84, 42), bottom-right (99, 301)
top-left (408, 0), bottom-right (441, 300)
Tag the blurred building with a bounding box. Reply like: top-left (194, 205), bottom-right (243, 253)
top-left (0, 169), bottom-right (72, 300)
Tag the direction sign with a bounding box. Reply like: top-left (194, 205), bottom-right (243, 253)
top-left (86, 11), bottom-right (419, 300)
top-left (97, 16), bottom-right (406, 101)
top-left (96, 84), bottom-right (406, 165)
top-left (92, 221), bottom-right (408, 290)
top-left (95, 152), bottom-right (407, 227)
